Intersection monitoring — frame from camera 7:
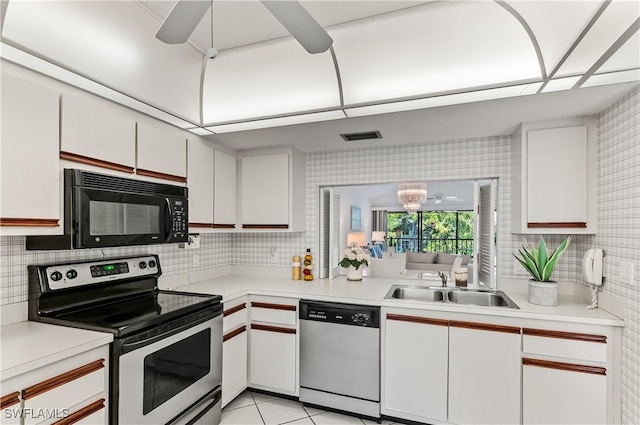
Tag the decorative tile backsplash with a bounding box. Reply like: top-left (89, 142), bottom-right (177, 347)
top-left (0, 87), bottom-right (637, 424)
top-left (592, 87), bottom-right (639, 425)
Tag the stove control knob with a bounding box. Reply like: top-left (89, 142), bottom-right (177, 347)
top-left (66, 269), bottom-right (78, 279)
top-left (148, 260), bottom-right (156, 269)
top-left (139, 261), bottom-right (147, 269)
top-left (50, 271), bottom-right (62, 282)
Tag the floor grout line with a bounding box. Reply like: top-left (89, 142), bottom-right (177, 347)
top-left (249, 391), bottom-right (267, 425)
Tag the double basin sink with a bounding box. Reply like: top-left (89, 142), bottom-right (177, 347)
top-left (385, 284), bottom-right (519, 309)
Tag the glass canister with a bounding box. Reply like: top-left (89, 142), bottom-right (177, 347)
top-left (454, 268), bottom-right (468, 287)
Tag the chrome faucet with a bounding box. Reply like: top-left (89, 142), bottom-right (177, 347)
top-left (437, 271), bottom-right (448, 287)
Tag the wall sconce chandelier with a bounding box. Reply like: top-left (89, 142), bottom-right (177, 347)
top-left (397, 182), bottom-right (427, 214)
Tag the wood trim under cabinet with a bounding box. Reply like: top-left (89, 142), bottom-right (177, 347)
top-left (224, 303), bottom-right (247, 317)
top-left (386, 314), bottom-right (449, 327)
top-left (523, 328), bottom-right (607, 344)
top-left (528, 222), bottom-right (587, 229)
top-left (136, 168), bottom-right (187, 183)
top-left (22, 359), bottom-right (105, 400)
top-left (213, 224), bottom-right (236, 229)
top-left (251, 302), bottom-right (296, 311)
top-left (0, 218), bottom-right (59, 227)
top-left (52, 398), bottom-right (105, 425)
top-left (60, 151), bottom-right (134, 174)
top-left (242, 224), bottom-right (289, 229)
top-left (450, 320), bottom-right (521, 334)
top-left (251, 324), bottom-right (296, 335)
top-left (523, 358), bottom-right (606, 376)
top-left (0, 392), bottom-right (20, 409)
top-left (189, 223), bottom-right (213, 228)
top-left (223, 326), bottom-right (247, 342)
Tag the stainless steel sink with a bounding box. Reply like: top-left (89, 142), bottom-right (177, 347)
top-left (384, 285), bottom-right (519, 309)
top-left (386, 286), bottom-right (445, 302)
top-left (446, 289), bottom-right (519, 308)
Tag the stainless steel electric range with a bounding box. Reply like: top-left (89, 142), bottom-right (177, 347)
top-left (28, 255), bottom-right (223, 425)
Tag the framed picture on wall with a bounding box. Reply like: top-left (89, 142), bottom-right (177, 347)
top-left (351, 206), bottom-right (361, 230)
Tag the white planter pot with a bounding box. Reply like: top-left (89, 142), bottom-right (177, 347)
top-left (346, 266), bottom-right (363, 281)
top-left (528, 280), bottom-right (559, 306)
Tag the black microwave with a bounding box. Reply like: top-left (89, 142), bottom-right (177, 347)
top-left (27, 169), bottom-right (188, 250)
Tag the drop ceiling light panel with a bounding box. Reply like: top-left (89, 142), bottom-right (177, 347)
top-left (205, 110), bottom-right (346, 133)
top-left (582, 69), bottom-right (640, 88)
top-left (541, 76), bottom-right (582, 93)
top-left (2, 1), bottom-right (203, 122)
top-left (506, 1), bottom-right (602, 73)
top-left (330, 1), bottom-right (540, 106)
top-left (596, 31), bottom-right (640, 74)
top-left (344, 83), bottom-right (539, 118)
top-left (202, 38), bottom-right (340, 124)
top-left (556, 0), bottom-right (640, 77)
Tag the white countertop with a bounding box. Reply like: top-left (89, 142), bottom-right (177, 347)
top-left (0, 321), bottom-right (113, 379)
top-left (178, 275), bottom-right (624, 327)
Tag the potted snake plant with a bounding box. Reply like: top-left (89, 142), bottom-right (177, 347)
top-left (514, 236), bottom-right (571, 306)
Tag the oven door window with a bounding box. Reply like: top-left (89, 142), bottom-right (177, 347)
top-left (143, 328), bottom-right (211, 415)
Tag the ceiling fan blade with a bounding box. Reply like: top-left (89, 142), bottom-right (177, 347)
top-left (156, 0), bottom-right (211, 44)
top-left (261, 1), bottom-right (333, 54)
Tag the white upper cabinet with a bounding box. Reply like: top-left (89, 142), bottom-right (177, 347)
top-left (187, 139), bottom-right (215, 227)
top-left (61, 94), bottom-right (136, 172)
top-left (137, 122), bottom-right (187, 181)
top-left (240, 147), bottom-right (305, 231)
top-left (511, 117), bottom-right (597, 234)
top-left (1, 72), bottom-right (61, 234)
top-left (214, 150), bottom-right (238, 228)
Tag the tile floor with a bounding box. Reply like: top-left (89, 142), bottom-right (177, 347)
top-left (221, 391), bottom-right (398, 425)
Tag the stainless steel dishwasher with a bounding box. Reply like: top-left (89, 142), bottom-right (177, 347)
top-left (299, 300), bottom-right (380, 419)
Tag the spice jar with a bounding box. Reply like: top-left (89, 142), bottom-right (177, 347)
top-left (292, 255), bottom-right (301, 280)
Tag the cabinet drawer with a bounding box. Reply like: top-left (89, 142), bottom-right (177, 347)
top-left (53, 398), bottom-right (106, 425)
top-left (1, 392), bottom-right (21, 425)
top-left (250, 297), bottom-right (297, 326)
top-left (523, 328), bottom-right (607, 363)
top-left (223, 301), bottom-right (248, 333)
top-left (23, 360), bottom-right (105, 425)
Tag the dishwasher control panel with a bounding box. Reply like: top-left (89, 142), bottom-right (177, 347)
top-left (299, 300), bottom-right (379, 327)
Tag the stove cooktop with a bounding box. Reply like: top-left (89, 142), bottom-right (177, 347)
top-left (38, 290), bottom-right (221, 337)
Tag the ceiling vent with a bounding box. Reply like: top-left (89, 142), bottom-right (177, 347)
top-left (340, 131), bottom-right (383, 142)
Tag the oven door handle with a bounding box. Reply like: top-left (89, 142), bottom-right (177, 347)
top-left (119, 307), bottom-right (222, 354)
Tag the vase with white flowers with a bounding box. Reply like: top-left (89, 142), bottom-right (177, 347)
top-left (339, 242), bottom-right (371, 281)
top-left (514, 235), bottom-right (571, 306)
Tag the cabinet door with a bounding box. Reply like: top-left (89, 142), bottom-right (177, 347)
top-left (527, 126), bottom-right (587, 226)
top-left (0, 391), bottom-right (21, 425)
top-left (523, 359), bottom-right (607, 424)
top-left (249, 325), bottom-right (296, 393)
top-left (384, 314), bottom-right (448, 422)
top-left (241, 154), bottom-right (289, 227)
top-left (214, 150), bottom-right (237, 228)
top-left (61, 94), bottom-right (136, 171)
top-left (188, 139), bottom-right (214, 227)
top-left (222, 327), bottom-right (248, 408)
top-left (137, 122), bottom-right (187, 181)
top-left (1, 73), bottom-right (60, 233)
top-left (448, 321), bottom-right (521, 425)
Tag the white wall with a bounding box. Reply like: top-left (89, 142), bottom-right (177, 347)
top-left (334, 186), bottom-right (372, 274)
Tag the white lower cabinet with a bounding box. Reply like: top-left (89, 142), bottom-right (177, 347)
top-left (249, 326), bottom-right (297, 394)
top-left (222, 326), bottom-right (248, 408)
top-left (248, 296), bottom-right (298, 395)
top-left (0, 344), bottom-right (109, 425)
top-left (448, 321), bottom-right (521, 425)
top-left (383, 311), bottom-right (448, 423)
top-left (523, 359), bottom-right (607, 424)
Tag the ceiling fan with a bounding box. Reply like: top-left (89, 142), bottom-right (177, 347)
top-left (155, 0), bottom-right (333, 55)
top-left (428, 184), bottom-right (464, 204)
